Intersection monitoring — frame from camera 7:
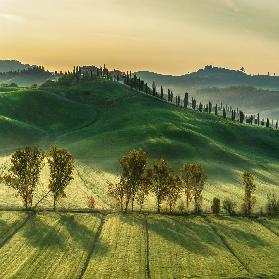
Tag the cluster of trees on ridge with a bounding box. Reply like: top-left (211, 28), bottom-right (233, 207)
top-left (108, 149), bottom-right (279, 216)
top-left (56, 65), bottom-right (279, 130)
top-left (0, 146), bottom-right (278, 216)
top-left (0, 146), bottom-right (74, 210)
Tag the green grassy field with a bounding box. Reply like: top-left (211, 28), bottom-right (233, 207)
top-left (0, 78), bottom-right (278, 212)
top-left (0, 212), bottom-right (102, 279)
top-left (0, 211), bottom-right (278, 278)
top-left (208, 216), bottom-right (279, 278)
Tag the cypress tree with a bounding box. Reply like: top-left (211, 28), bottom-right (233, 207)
top-left (209, 101), bottom-right (212, 114)
top-left (215, 104), bottom-right (218, 116)
top-left (161, 86), bottom-right (164, 99)
top-left (198, 102), bottom-right (203, 112)
top-left (239, 111), bottom-right (244, 123)
top-left (184, 92), bottom-right (189, 108)
top-left (266, 118), bottom-right (270, 128)
top-left (223, 108), bottom-right (226, 119)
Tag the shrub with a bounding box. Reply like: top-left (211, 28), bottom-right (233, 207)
top-left (211, 197), bottom-right (221, 215)
top-left (223, 198), bottom-right (236, 216)
top-left (177, 200), bottom-right (185, 212)
top-left (87, 196), bottom-right (96, 209)
top-left (266, 193), bottom-right (279, 216)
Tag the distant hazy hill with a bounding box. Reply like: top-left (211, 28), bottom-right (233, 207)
top-left (0, 60), bottom-right (31, 73)
top-left (136, 66), bottom-right (279, 91)
top-left (0, 61), bottom-right (55, 86)
top-left (136, 66), bottom-right (279, 118)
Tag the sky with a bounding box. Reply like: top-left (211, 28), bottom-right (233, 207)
top-left (1, 0), bottom-right (279, 75)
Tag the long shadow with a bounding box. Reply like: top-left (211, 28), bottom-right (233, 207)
top-left (0, 213), bottom-right (32, 249)
top-left (22, 216), bottom-right (65, 249)
top-left (77, 214), bottom-right (107, 279)
top-left (118, 214), bottom-right (220, 256)
top-left (212, 216), bottom-right (270, 248)
top-left (59, 214), bottom-right (108, 255)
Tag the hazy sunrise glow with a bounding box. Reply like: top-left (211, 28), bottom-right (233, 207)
top-left (1, 0), bottom-right (279, 74)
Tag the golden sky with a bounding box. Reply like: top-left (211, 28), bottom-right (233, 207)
top-left (1, 0), bottom-right (279, 75)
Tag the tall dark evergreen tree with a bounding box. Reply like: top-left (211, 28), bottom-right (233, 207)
top-left (184, 92), bottom-right (189, 108)
top-left (223, 108), bottom-right (226, 119)
top-left (239, 111), bottom-right (244, 123)
top-left (266, 118), bottom-right (270, 128)
top-left (192, 98), bottom-right (197, 110)
top-left (160, 86), bottom-right (164, 99)
top-left (198, 102), bottom-right (203, 112)
top-left (208, 102), bottom-right (212, 114)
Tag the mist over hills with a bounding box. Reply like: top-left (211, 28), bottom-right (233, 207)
top-left (0, 60), bottom-right (56, 87)
top-left (0, 60), bottom-right (32, 73)
top-left (136, 66), bottom-right (279, 119)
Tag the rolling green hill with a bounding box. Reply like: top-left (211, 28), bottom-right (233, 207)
top-left (136, 67), bottom-right (279, 119)
top-left (0, 77), bottom-right (278, 211)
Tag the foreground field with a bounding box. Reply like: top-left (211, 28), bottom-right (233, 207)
top-left (0, 211), bottom-right (278, 279)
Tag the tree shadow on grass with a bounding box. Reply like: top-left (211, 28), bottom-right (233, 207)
top-left (23, 216), bottom-right (65, 249)
top-left (147, 215), bottom-right (221, 256)
top-left (212, 216), bottom-right (271, 249)
top-left (118, 214), bottom-right (221, 256)
top-left (59, 214), bottom-right (108, 256)
top-left (0, 219), bottom-right (8, 232)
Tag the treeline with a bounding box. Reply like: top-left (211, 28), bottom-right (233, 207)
top-left (123, 72), bottom-right (279, 129)
top-left (1, 146), bottom-right (278, 216)
top-left (108, 148), bottom-right (279, 216)
top-left (0, 146), bottom-right (74, 210)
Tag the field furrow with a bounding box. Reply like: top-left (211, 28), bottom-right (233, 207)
top-left (257, 217), bottom-right (279, 236)
top-left (209, 216), bottom-right (279, 278)
top-left (0, 212), bottom-right (102, 279)
top-left (82, 214), bottom-right (146, 279)
top-left (0, 211), bottom-right (29, 245)
top-left (148, 215), bottom-right (248, 279)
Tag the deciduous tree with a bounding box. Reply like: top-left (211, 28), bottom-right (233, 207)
top-left (120, 148), bottom-right (148, 212)
top-left (2, 147), bottom-right (44, 209)
top-left (150, 159), bottom-right (173, 213)
top-left (181, 163), bottom-right (207, 213)
top-left (48, 146), bottom-right (74, 210)
top-left (242, 171), bottom-right (256, 216)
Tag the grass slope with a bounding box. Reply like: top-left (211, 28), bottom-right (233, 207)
top-left (148, 215), bottom-right (248, 278)
top-left (0, 212), bottom-right (102, 279)
top-left (83, 214), bottom-right (146, 279)
top-left (0, 78), bottom-right (278, 210)
top-left (0, 212), bottom-right (278, 278)
top-left (209, 216), bottom-right (279, 277)
top-left (0, 212), bottom-right (28, 244)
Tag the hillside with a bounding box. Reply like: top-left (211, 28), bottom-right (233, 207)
top-left (0, 60), bottom-right (31, 73)
top-left (136, 66), bottom-right (279, 119)
top-left (0, 77), bottom-right (278, 210)
top-left (0, 62), bottom-right (55, 87)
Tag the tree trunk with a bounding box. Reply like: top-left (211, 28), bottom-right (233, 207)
top-left (125, 198), bottom-right (129, 213)
top-left (157, 198), bottom-right (161, 213)
top-left (53, 196), bottom-right (56, 211)
top-left (131, 197), bottom-right (134, 212)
